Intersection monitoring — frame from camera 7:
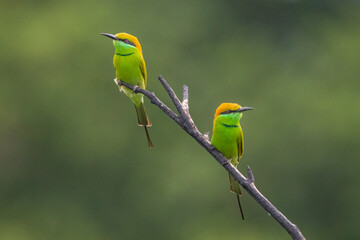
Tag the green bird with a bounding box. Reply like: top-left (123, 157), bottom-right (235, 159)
top-left (211, 103), bottom-right (254, 220)
top-left (101, 32), bottom-right (153, 148)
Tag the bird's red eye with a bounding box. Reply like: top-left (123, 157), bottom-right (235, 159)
top-left (221, 110), bottom-right (232, 115)
top-left (123, 39), bottom-right (135, 46)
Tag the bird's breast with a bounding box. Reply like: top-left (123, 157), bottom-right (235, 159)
top-left (113, 53), bottom-right (143, 85)
top-left (211, 123), bottom-right (241, 159)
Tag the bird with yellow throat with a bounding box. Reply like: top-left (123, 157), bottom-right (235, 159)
top-left (101, 32), bottom-right (153, 148)
top-left (211, 103), bottom-right (254, 220)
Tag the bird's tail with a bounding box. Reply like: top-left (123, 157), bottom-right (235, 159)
top-left (134, 102), bottom-right (153, 148)
top-left (229, 174), bottom-right (245, 220)
top-left (143, 126), bottom-right (153, 148)
top-left (236, 194), bottom-right (245, 220)
top-left (229, 174), bottom-right (242, 195)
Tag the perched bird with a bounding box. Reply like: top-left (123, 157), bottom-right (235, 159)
top-left (211, 103), bottom-right (254, 220)
top-left (101, 32), bottom-right (153, 148)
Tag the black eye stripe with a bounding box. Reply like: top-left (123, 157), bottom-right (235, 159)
top-left (120, 38), bottom-right (136, 47)
top-left (220, 110), bottom-right (233, 115)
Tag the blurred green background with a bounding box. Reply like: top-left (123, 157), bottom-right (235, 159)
top-left (1, 0), bottom-right (360, 239)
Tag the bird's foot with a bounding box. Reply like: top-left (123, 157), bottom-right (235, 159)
top-left (221, 159), bottom-right (231, 166)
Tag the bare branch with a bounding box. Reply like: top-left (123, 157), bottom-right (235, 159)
top-left (114, 79), bottom-right (181, 126)
top-left (115, 76), bottom-right (306, 240)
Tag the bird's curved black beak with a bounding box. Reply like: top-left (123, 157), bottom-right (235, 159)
top-left (236, 107), bottom-right (255, 113)
top-left (100, 33), bottom-right (119, 40)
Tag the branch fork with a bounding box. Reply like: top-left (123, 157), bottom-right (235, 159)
top-left (114, 75), bottom-right (305, 240)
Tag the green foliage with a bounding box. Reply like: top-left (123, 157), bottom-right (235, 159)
top-left (1, 1), bottom-right (360, 239)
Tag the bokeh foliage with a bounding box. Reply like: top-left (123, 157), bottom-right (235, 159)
top-left (1, 0), bottom-right (360, 239)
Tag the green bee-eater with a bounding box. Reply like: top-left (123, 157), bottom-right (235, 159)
top-left (211, 103), bottom-right (254, 220)
top-left (101, 32), bottom-right (153, 148)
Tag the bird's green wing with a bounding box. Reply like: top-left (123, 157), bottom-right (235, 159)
top-left (140, 57), bottom-right (147, 87)
top-left (231, 135), bottom-right (243, 195)
top-left (238, 129), bottom-right (244, 161)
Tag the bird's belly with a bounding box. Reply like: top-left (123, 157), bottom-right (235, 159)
top-left (212, 131), bottom-right (239, 159)
top-left (114, 56), bottom-right (143, 86)
top-left (116, 66), bottom-right (143, 85)
top-left (217, 140), bottom-right (238, 159)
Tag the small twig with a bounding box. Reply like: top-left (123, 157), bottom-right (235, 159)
top-left (182, 85), bottom-right (189, 114)
top-left (158, 75), bottom-right (187, 121)
top-left (203, 131), bottom-right (210, 141)
top-left (247, 165), bottom-right (255, 183)
top-left (114, 76), bottom-right (306, 240)
top-left (157, 76), bottom-right (201, 138)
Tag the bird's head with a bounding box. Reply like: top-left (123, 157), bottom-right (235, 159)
top-left (214, 103), bottom-right (254, 125)
top-left (100, 32), bottom-right (143, 56)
